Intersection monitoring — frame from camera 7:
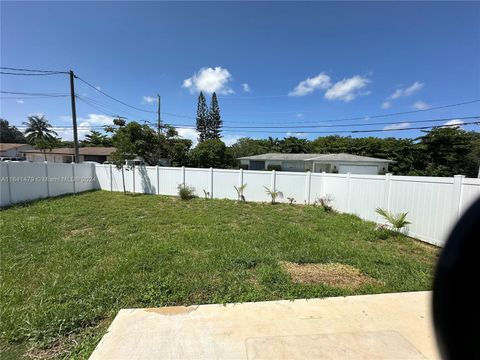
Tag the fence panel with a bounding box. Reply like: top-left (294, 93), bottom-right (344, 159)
top-left (389, 177), bottom-right (455, 246)
top-left (47, 163), bottom-right (75, 197)
top-left (95, 164), bottom-right (111, 190)
top-left (243, 170), bottom-right (272, 202)
top-left (275, 171), bottom-right (307, 204)
top-left (348, 175), bottom-right (386, 222)
top-left (323, 174), bottom-right (349, 212)
top-left (212, 169), bottom-right (239, 200)
top-left (158, 167), bottom-right (183, 196)
top-left (185, 168), bottom-right (211, 197)
top-left (135, 166), bottom-right (158, 194)
top-left (460, 178), bottom-right (480, 214)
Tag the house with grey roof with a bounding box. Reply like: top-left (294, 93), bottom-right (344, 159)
top-left (238, 153), bottom-right (394, 175)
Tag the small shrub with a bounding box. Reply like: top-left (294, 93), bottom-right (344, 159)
top-left (234, 184), bottom-right (247, 202)
top-left (287, 197), bottom-right (296, 205)
top-left (375, 208), bottom-right (411, 233)
top-left (178, 184), bottom-right (196, 200)
top-left (264, 186), bottom-right (283, 204)
top-left (267, 164), bottom-right (282, 171)
top-left (314, 194), bottom-right (334, 211)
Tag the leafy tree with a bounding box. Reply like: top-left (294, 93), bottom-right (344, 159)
top-left (189, 139), bottom-right (233, 168)
top-left (207, 92), bottom-right (222, 139)
top-left (416, 127), bottom-right (479, 177)
top-left (0, 119), bottom-right (26, 143)
top-left (82, 130), bottom-right (113, 147)
top-left (22, 115), bottom-right (58, 161)
top-left (280, 137), bottom-right (311, 153)
top-left (196, 92), bottom-right (208, 142)
top-left (229, 137), bottom-right (269, 158)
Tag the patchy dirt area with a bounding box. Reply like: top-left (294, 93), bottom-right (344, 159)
top-left (64, 226), bottom-right (93, 240)
top-left (281, 261), bottom-right (381, 289)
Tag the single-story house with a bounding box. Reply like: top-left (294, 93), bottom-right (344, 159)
top-left (24, 147), bottom-right (116, 163)
top-left (0, 143), bottom-right (34, 159)
top-left (238, 153), bottom-right (395, 175)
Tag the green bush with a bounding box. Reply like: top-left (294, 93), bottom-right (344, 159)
top-left (178, 184), bottom-right (196, 200)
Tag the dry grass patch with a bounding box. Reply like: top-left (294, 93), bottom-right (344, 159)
top-left (281, 261), bottom-right (381, 289)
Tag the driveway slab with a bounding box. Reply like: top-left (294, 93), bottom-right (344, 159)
top-left (90, 291), bottom-right (439, 359)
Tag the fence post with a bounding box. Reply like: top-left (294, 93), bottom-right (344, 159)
top-left (45, 162), bottom-right (50, 197)
top-left (72, 163), bottom-right (76, 194)
top-left (346, 172), bottom-right (351, 212)
top-left (384, 173), bottom-right (392, 212)
top-left (132, 166), bottom-right (135, 193)
top-left (209, 167), bottom-right (214, 199)
top-left (156, 166), bottom-right (160, 195)
top-left (5, 162), bottom-right (12, 205)
top-left (109, 164), bottom-right (113, 192)
top-left (452, 175), bottom-right (465, 218)
top-left (305, 171), bottom-right (311, 205)
top-left (271, 169), bottom-right (276, 191)
top-left (239, 168), bottom-right (244, 188)
top-left (182, 166), bottom-right (186, 186)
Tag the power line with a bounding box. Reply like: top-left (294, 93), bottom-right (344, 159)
top-left (0, 71), bottom-right (66, 76)
top-left (75, 75), bottom-right (158, 114)
top-left (207, 115), bottom-right (479, 129)
top-left (0, 67), bottom-right (68, 73)
top-left (214, 121), bottom-right (479, 134)
top-left (1, 91), bottom-right (70, 96)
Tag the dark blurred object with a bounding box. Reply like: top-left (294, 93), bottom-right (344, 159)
top-left (433, 197), bottom-right (480, 359)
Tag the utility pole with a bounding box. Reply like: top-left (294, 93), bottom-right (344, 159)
top-left (157, 94), bottom-right (162, 135)
top-left (69, 70), bottom-right (80, 163)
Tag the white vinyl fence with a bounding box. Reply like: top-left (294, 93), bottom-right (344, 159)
top-left (0, 161), bottom-right (97, 207)
top-left (1, 162), bottom-right (479, 247)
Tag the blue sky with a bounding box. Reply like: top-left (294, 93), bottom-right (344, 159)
top-left (1, 1), bottom-right (479, 145)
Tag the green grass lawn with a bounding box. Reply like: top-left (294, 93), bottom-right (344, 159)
top-left (0, 190), bottom-right (439, 359)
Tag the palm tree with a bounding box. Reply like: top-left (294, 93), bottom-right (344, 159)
top-left (23, 115), bottom-right (58, 161)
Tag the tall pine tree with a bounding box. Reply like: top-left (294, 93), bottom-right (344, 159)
top-left (207, 92), bottom-right (222, 139)
top-left (196, 92), bottom-right (208, 142)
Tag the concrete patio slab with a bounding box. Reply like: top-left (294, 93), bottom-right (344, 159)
top-left (90, 291), bottom-right (440, 360)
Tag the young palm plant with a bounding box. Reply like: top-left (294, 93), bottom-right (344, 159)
top-left (234, 184), bottom-right (247, 202)
top-left (376, 208), bottom-right (411, 233)
top-left (264, 186), bottom-right (283, 204)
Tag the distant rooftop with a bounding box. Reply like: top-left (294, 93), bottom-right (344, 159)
top-left (238, 153), bottom-right (394, 163)
top-left (0, 143), bottom-right (31, 151)
top-left (24, 147), bottom-right (116, 156)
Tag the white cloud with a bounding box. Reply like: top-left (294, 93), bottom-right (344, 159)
top-left (413, 100), bottom-right (431, 110)
top-left (388, 89), bottom-right (403, 100)
top-left (324, 75), bottom-right (370, 102)
top-left (443, 119), bottom-right (464, 128)
top-left (176, 127), bottom-right (199, 147)
top-left (387, 81), bottom-right (424, 100)
top-left (182, 67), bottom-right (234, 95)
top-left (286, 131), bottom-right (308, 138)
top-left (16, 99), bottom-right (24, 104)
top-left (289, 73), bottom-right (331, 96)
top-left (142, 96), bottom-right (157, 104)
top-left (381, 101), bottom-right (391, 109)
top-left (241, 83), bottom-right (250, 92)
top-left (383, 122), bottom-right (411, 131)
top-left (404, 81), bottom-right (424, 96)
top-left (54, 114), bottom-right (114, 141)
top-left (222, 135), bottom-right (243, 146)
